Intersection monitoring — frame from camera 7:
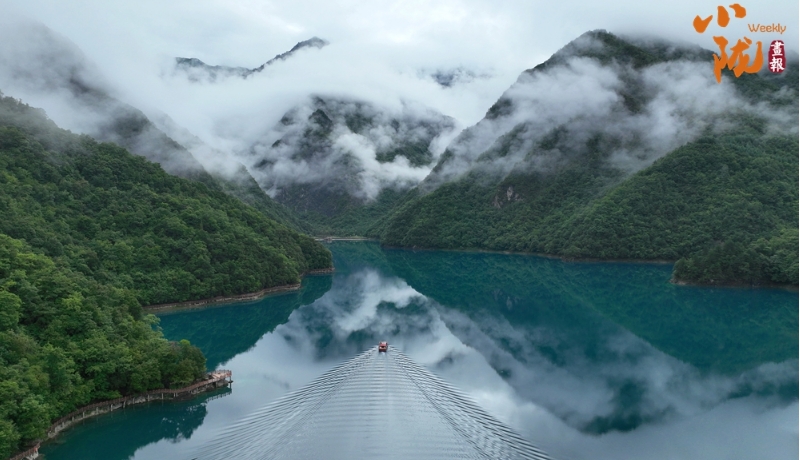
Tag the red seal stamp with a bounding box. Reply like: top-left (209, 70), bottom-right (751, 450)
top-left (767, 40), bottom-right (785, 73)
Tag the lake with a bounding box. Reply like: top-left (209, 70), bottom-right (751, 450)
top-left (40, 242), bottom-right (799, 460)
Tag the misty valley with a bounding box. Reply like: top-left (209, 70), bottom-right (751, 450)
top-left (0, 13), bottom-right (797, 460)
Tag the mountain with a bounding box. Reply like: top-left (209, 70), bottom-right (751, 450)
top-left (243, 96), bottom-right (457, 235)
top-left (174, 37), bottom-right (329, 83)
top-left (0, 21), bottom-right (208, 179)
top-left (0, 20), bottom-right (308, 232)
top-left (146, 111), bottom-right (312, 232)
top-left (425, 67), bottom-right (486, 88)
top-left (0, 90), bottom-right (334, 457)
top-left (375, 30), bottom-right (798, 287)
top-left (0, 93), bottom-right (332, 304)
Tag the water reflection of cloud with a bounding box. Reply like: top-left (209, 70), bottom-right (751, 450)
top-left (437, 305), bottom-right (798, 434)
top-left (131, 267), bottom-right (797, 460)
top-left (267, 268), bottom-right (798, 460)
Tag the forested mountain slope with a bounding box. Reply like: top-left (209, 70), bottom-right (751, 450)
top-left (0, 234), bottom-right (206, 457)
top-left (376, 31), bottom-right (798, 286)
top-left (0, 92), bottom-right (333, 456)
top-left (0, 93), bottom-right (332, 305)
top-left (0, 21), bottom-right (305, 233)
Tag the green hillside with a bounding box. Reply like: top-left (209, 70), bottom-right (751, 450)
top-left (0, 233), bottom-right (206, 457)
top-left (379, 131), bottom-right (798, 286)
top-left (0, 94), bottom-right (331, 305)
top-left (377, 32), bottom-right (798, 287)
top-left (0, 92), bottom-right (334, 456)
top-left (549, 133), bottom-right (798, 285)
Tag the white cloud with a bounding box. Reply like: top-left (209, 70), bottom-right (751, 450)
top-left (0, 0), bottom-right (795, 198)
top-left (4, 0), bottom-right (795, 143)
top-left (427, 35), bottom-right (797, 186)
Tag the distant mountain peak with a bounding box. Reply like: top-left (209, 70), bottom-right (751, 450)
top-left (285, 37), bottom-right (328, 55)
top-left (525, 30), bottom-right (712, 77)
top-left (174, 37), bottom-right (329, 83)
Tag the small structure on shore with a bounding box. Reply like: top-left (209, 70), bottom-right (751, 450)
top-left (8, 370), bottom-right (233, 460)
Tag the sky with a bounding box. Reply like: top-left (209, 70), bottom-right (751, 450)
top-left (3, 0), bottom-right (797, 133)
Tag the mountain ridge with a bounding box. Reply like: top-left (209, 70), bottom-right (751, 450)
top-left (174, 37), bottom-right (329, 82)
top-left (373, 30), bottom-right (798, 287)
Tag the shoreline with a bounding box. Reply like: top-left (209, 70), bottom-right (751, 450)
top-left (339, 240), bottom-right (798, 291)
top-left (315, 236), bottom-right (379, 242)
top-left (8, 371), bottom-right (233, 460)
top-left (670, 277), bottom-right (798, 291)
top-left (378, 242), bottom-right (677, 265)
top-left (143, 267), bottom-right (336, 312)
top-left (143, 283), bottom-right (302, 312)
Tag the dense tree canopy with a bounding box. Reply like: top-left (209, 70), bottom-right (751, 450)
top-left (378, 132), bottom-right (798, 286)
top-left (0, 234), bottom-right (207, 457)
top-left (0, 94), bottom-right (331, 305)
top-left (0, 92), bottom-right (333, 456)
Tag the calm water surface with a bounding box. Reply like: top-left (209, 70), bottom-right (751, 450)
top-left (41, 242), bottom-right (799, 460)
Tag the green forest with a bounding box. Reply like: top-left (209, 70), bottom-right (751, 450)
top-left (377, 132), bottom-right (798, 286)
top-left (0, 95), bottom-right (331, 305)
top-left (0, 233), bottom-right (205, 457)
top-left (371, 34), bottom-right (798, 287)
top-left (0, 93), bottom-right (332, 456)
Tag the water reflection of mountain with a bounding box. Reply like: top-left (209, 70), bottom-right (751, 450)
top-left (328, 240), bottom-right (396, 276)
top-left (40, 389), bottom-right (231, 460)
top-left (373, 243), bottom-right (797, 434)
top-left (160, 242), bottom-right (797, 437)
top-left (157, 276), bottom-right (332, 368)
top-left (381, 244), bottom-right (797, 374)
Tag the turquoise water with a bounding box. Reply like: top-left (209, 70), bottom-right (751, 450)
top-left (40, 242), bottom-right (798, 460)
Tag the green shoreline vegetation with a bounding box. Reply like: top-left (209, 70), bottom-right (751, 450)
top-left (0, 234), bottom-right (207, 457)
top-left (373, 132), bottom-right (798, 288)
top-left (0, 93), bottom-right (332, 457)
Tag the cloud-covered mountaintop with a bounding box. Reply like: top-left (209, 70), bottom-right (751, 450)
top-left (175, 37), bottom-right (329, 83)
top-left (245, 96), bottom-right (456, 216)
top-left (376, 30), bottom-right (797, 288)
top-left (421, 67), bottom-right (492, 88)
top-left (0, 20), bottom-right (315, 231)
top-left (424, 30), bottom-right (798, 190)
top-left (0, 20), bottom-right (212, 178)
top-left (0, 19), bottom-right (461, 224)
